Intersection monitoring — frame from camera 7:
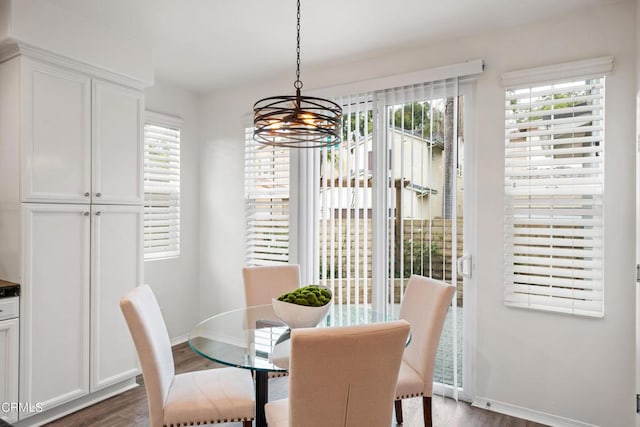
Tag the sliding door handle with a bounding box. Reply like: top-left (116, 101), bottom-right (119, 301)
top-left (456, 254), bottom-right (472, 279)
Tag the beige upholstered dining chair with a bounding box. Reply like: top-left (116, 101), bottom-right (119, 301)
top-left (242, 264), bottom-right (301, 307)
top-left (265, 320), bottom-right (410, 427)
top-left (394, 275), bottom-right (456, 427)
top-left (243, 264), bottom-right (300, 379)
top-left (120, 285), bottom-right (255, 427)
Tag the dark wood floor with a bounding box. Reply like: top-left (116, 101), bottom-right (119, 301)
top-left (46, 343), bottom-right (546, 427)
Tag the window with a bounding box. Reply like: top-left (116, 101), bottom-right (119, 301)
top-left (503, 58), bottom-right (612, 317)
top-left (244, 127), bottom-right (290, 266)
top-left (143, 112), bottom-right (182, 260)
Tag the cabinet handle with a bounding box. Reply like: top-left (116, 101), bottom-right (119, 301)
top-left (95, 211), bottom-right (101, 216)
top-left (83, 212), bottom-right (90, 217)
top-left (95, 192), bottom-right (102, 197)
top-left (84, 192), bottom-right (90, 197)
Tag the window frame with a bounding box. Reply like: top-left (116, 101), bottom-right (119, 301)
top-left (502, 57), bottom-right (613, 317)
top-left (244, 127), bottom-right (291, 266)
top-left (143, 111), bottom-right (183, 261)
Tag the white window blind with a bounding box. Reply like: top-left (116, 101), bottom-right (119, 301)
top-left (319, 79), bottom-right (466, 393)
top-left (245, 127), bottom-right (290, 266)
top-left (144, 112), bottom-right (181, 260)
top-left (504, 74), bottom-right (605, 317)
top-left (318, 94), bottom-right (373, 306)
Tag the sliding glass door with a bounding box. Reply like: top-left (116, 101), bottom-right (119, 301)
top-left (313, 78), bottom-right (475, 399)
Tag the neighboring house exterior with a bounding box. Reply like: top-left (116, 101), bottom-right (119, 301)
top-left (320, 127), bottom-right (464, 220)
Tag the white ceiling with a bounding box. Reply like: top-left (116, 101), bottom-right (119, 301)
top-left (55, 0), bottom-right (619, 93)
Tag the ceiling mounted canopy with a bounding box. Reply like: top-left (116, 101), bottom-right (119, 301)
top-left (253, 0), bottom-right (342, 149)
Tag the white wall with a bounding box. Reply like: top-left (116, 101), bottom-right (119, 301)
top-left (0, 0), bottom-right (152, 85)
top-left (0, 1), bottom-right (10, 41)
top-left (469, 4), bottom-right (634, 426)
top-left (199, 92), bottom-right (257, 317)
top-left (635, 0), bottom-right (640, 427)
top-left (199, 1), bottom-right (636, 425)
top-left (145, 81), bottom-right (201, 341)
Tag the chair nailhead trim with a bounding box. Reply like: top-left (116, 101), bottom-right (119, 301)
top-left (270, 372), bottom-right (288, 377)
top-left (163, 417), bottom-right (255, 426)
top-left (397, 392), bottom-right (424, 399)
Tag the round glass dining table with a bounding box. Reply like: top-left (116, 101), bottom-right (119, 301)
top-left (188, 304), bottom-right (394, 427)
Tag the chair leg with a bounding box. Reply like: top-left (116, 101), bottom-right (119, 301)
top-left (395, 399), bottom-right (403, 424)
top-left (243, 421), bottom-right (252, 427)
top-left (423, 396), bottom-right (432, 427)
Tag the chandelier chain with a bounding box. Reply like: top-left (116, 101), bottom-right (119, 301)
top-left (295, 0), bottom-right (302, 90)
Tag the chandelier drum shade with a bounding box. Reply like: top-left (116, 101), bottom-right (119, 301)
top-left (253, 0), bottom-right (342, 148)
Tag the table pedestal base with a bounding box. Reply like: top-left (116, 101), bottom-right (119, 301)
top-left (255, 370), bottom-right (269, 427)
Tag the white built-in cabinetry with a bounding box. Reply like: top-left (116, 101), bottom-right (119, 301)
top-left (0, 45), bottom-right (145, 424)
top-left (91, 80), bottom-right (144, 205)
top-left (20, 57), bottom-right (143, 205)
top-left (22, 204), bottom-right (91, 409)
top-left (90, 204), bottom-right (142, 391)
top-left (0, 298), bottom-right (19, 423)
top-left (20, 204), bottom-right (142, 411)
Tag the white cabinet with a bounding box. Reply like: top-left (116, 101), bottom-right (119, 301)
top-left (20, 57), bottom-right (143, 205)
top-left (20, 58), bottom-right (92, 204)
top-left (20, 203), bottom-right (143, 417)
top-left (20, 205), bottom-right (91, 412)
top-left (92, 81), bottom-right (144, 205)
top-left (0, 51), bottom-right (145, 422)
top-left (0, 299), bottom-right (19, 424)
top-left (90, 204), bottom-right (142, 391)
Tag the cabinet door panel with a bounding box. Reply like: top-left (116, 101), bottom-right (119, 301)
top-left (92, 81), bottom-right (143, 205)
top-left (0, 318), bottom-right (19, 423)
top-left (20, 204), bottom-right (90, 415)
top-left (90, 205), bottom-right (142, 391)
top-left (21, 58), bottom-right (91, 203)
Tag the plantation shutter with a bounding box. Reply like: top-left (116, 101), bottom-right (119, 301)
top-left (503, 57), bottom-right (612, 317)
top-left (144, 113), bottom-right (182, 259)
top-left (245, 127), bottom-right (290, 266)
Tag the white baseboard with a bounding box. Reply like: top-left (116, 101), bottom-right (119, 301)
top-left (170, 334), bottom-right (188, 346)
top-left (472, 397), bottom-right (598, 427)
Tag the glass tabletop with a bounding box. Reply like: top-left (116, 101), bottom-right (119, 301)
top-left (188, 303), bottom-right (393, 373)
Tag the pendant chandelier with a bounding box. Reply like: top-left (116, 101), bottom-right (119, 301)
top-left (253, 0), bottom-right (342, 148)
